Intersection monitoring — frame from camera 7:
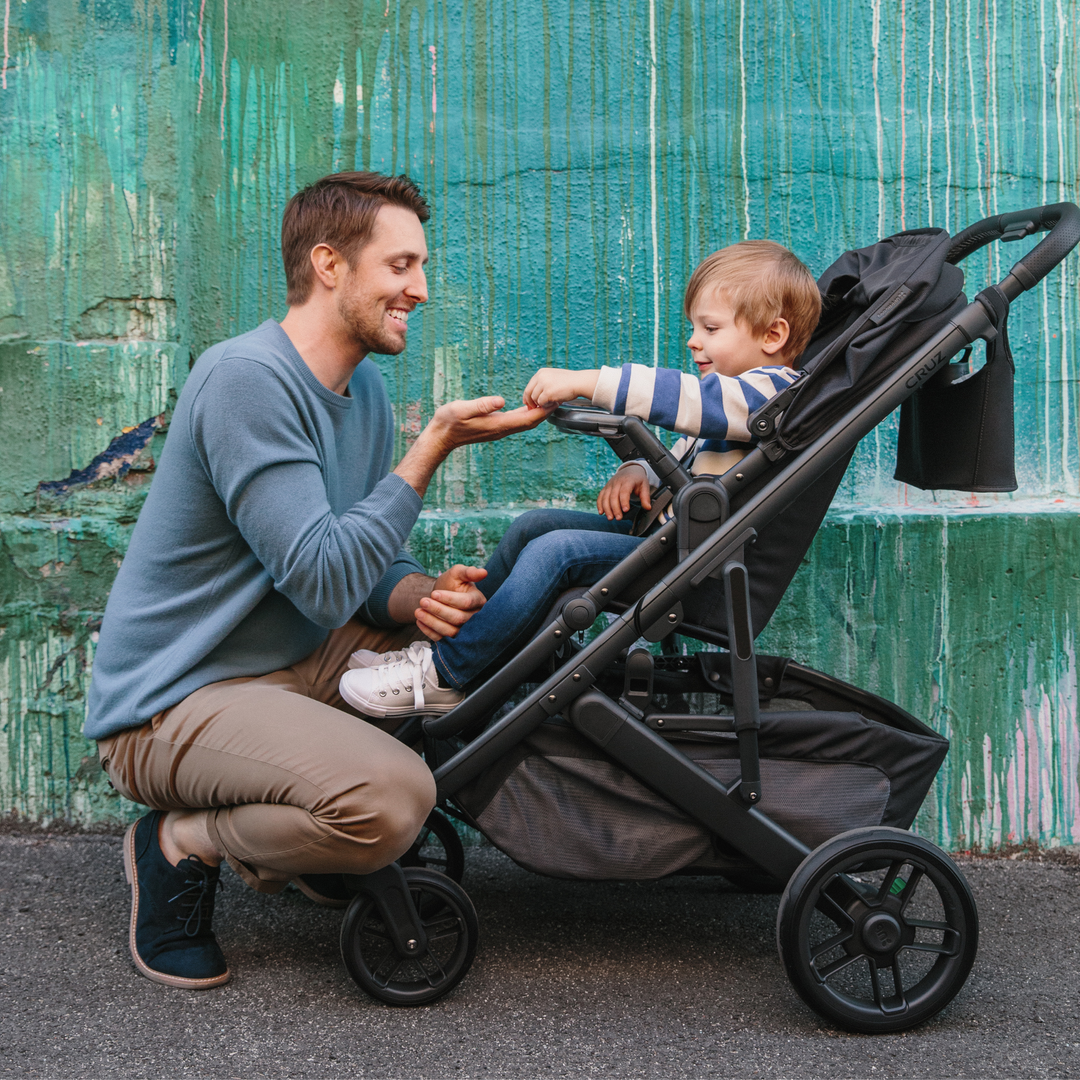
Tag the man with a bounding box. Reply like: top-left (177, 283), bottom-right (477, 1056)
top-left (86, 172), bottom-right (548, 989)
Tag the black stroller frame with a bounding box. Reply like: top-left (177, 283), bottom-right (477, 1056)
top-left (338, 203), bottom-right (1080, 1033)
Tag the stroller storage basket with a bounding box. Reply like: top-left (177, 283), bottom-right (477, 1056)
top-left (456, 655), bottom-right (947, 881)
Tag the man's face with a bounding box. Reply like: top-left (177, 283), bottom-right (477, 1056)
top-left (336, 204), bottom-right (429, 356)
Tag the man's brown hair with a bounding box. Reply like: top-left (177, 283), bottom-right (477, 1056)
top-left (281, 172), bottom-right (431, 306)
top-left (683, 240), bottom-right (822, 363)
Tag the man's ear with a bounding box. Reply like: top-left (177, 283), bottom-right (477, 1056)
top-left (309, 244), bottom-right (344, 291)
top-left (761, 317), bottom-right (791, 356)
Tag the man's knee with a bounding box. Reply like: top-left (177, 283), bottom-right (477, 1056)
top-left (375, 756), bottom-right (438, 862)
top-left (330, 749), bottom-right (436, 869)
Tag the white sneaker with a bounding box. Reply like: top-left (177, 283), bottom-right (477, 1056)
top-left (338, 642), bottom-right (464, 718)
top-left (347, 646), bottom-right (410, 670)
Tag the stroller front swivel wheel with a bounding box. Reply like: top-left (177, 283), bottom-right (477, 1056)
top-left (340, 867), bottom-right (479, 1005)
top-left (776, 827), bottom-right (978, 1034)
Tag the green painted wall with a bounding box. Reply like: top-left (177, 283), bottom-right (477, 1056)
top-left (0, 0), bottom-right (1077, 848)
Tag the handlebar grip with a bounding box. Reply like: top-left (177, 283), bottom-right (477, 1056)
top-left (947, 202), bottom-right (1080, 293)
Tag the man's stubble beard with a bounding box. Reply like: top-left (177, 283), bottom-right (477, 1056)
top-left (336, 285), bottom-right (406, 358)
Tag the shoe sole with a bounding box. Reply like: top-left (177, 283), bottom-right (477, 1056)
top-left (338, 680), bottom-right (462, 719)
top-left (291, 877), bottom-right (348, 909)
top-left (123, 820), bottom-right (232, 990)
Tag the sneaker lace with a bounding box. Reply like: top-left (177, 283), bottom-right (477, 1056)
top-left (373, 641), bottom-right (432, 710)
top-left (168, 856), bottom-right (222, 937)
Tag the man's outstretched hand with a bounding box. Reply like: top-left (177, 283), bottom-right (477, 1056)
top-left (395, 395), bottom-right (551, 497)
top-left (416, 564), bottom-right (488, 641)
top-left (430, 395), bottom-right (552, 450)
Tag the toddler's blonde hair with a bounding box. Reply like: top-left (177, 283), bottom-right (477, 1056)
top-left (683, 240), bottom-right (821, 363)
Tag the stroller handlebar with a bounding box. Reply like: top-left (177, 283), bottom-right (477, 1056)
top-left (947, 201), bottom-right (1080, 297)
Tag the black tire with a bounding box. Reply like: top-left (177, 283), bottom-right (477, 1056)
top-left (776, 827), bottom-right (978, 1034)
top-left (340, 867), bottom-right (478, 1006)
top-left (399, 810), bottom-right (466, 883)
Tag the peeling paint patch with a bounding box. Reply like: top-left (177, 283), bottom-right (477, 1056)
top-left (36, 414), bottom-right (165, 498)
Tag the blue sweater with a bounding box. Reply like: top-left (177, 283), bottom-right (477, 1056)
top-left (85, 321), bottom-right (425, 739)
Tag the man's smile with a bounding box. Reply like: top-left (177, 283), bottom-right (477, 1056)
top-left (387, 307), bottom-right (410, 331)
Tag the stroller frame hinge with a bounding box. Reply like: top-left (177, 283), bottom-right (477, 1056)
top-left (619, 647), bottom-right (655, 713)
top-left (722, 559), bottom-right (762, 805)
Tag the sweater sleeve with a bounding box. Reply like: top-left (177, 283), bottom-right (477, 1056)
top-left (357, 550), bottom-right (428, 627)
top-left (591, 363), bottom-right (800, 441)
top-left (189, 360), bottom-right (423, 629)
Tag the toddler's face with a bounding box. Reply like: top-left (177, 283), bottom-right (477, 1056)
top-left (686, 294), bottom-right (786, 379)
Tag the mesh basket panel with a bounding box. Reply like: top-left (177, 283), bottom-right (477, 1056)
top-left (475, 751), bottom-right (890, 880)
top-left (476, 755), bottom-right (710, 879)
top-left (694, 758), bottom-right (890, 851)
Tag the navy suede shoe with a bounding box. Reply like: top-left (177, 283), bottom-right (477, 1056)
top-left (123, 811), bottom-right (231, 989)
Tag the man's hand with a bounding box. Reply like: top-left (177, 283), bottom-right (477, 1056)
top-left (427, 396), bottom-right (552, 452)
top-left (415, 564), bottom-right (488, 641)
top-left (597, 464), bottom-right (652, 521)
top-left (522, 368), bottom-right (600, 410)
top-left (395, 395), bottom-right (551, 497)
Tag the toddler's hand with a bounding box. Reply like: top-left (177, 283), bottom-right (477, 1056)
top-left (597, 465), bottom-right (652, 521)
top-left (522, 368), bottom-right (600, 409)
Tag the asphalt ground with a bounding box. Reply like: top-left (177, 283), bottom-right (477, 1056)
top-left (0, 832), bottom-right (1077, 1079)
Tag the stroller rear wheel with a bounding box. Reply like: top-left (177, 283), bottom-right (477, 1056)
top-left (399, 810), bottom-right (466, 882)
top-left (340, 867), bottom-right (479, 1005)
top-left (776, 827), bottom-right (978, 1034)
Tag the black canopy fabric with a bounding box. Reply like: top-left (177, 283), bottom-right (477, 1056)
top-left (772, 228), bottom-right (968, 454)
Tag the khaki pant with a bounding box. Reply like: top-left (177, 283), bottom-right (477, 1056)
top-left (97, 620), bottom-right (435, 893)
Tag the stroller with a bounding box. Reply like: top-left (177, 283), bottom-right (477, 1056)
top-left (335, 202), bottom-right (1080, 1033)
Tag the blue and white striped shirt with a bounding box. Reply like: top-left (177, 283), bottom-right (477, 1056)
top-left (592, 362), bottom-right (802, 480)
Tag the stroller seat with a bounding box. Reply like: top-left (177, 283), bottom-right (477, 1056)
top-left (334, 202), bottom-right (1080, 1034)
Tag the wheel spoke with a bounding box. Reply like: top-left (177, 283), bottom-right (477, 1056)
top-left (418, 950), bottom-right (449, 986)
top-left (424, 915), bottom-right (465, 941)
top-left (866, 948), bottom-right (909, 1016)
top-left (818, 878), bottom-right (859, 927)
top-left (901, 940), bottom-right (958, 957)
top-left (877, 859), bottom-right (908, 903)
top-left (372, 953), bottom-right (407, 987)
top-left (889, 956), bottom-right (909, 1012)
top-left (868, 957), bottom-right (884, 1007)
top-left (816, 951), bottom-right (865, 982)
top-left (904, 916), bottom-right (960, 956)
top-left (811, 928), bottom-right (854, 960)
top-left (897, 866), bottom-right (925, 913)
